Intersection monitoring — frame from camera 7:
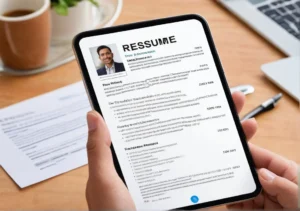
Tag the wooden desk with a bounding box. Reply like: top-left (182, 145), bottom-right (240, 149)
top-left (0, 0), bottom-right (299, 209)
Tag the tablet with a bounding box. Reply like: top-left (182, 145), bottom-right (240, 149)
top-left (73, 14), bottom-right (261, 210)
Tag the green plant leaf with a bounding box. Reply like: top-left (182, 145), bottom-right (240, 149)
top-left (53, 3), bottom-right (68, 15)
top-left (65, 0), bottom-right (81, 7)
top-left (51, 0), bottom-right (99, 15)
top-left (58, 0), bottom-right (68, 7)
top-left (88, 0), bottom-right (99, 7)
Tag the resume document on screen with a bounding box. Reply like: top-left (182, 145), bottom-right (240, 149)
top-left (79, 20), bottom-right (256, 210)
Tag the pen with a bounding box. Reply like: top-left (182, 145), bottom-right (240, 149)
top-left (241, 93), bottom-right (283, 121)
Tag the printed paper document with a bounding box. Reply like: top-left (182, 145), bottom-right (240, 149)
top-left (0, 82), bottom-right (90, 188)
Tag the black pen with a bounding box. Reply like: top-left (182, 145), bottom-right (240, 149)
top-left (241, 93), bottom-right (283, 121)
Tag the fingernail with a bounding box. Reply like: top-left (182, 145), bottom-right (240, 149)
top-left (87, 111), bottom-right (97, 131)
top-left (260, 168), bottom-right (276, 181)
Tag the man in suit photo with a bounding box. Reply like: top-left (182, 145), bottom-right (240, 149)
top-left (96, 45), bottom-right (126, 76)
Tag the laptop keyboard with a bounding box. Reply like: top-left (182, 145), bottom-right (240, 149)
top-left (256, 0), bottom-right (300, 40)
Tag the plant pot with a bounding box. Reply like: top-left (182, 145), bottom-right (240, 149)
top-left (51, 1), bottom-right (102, 45)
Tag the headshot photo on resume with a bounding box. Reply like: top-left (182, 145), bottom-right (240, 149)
top-left (90, 44), bottom-right (126, 76)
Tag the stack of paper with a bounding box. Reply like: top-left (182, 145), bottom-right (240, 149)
top-left (0, 82), bottom-right (91, 188)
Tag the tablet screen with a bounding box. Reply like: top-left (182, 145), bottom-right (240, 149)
top-left (78, 19), bottom-right (257, 210)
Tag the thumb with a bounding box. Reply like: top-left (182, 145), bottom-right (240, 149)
top-left (86, 111), bottom-right (115, 178)
top-left (258, 168), bottom-right (298, 209)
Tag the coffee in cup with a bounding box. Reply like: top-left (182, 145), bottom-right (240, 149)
top-left (0, 0), bottom-right (51, 70)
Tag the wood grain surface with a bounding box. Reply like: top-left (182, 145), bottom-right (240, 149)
top-left (0, 0), bottom-right (299, 210)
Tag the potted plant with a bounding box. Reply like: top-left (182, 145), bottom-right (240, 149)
top-left (50, 0), bottom-right (101, 44)
top-left (51, 0), bottom-right (98, 15)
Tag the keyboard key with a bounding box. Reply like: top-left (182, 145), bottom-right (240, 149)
top-left (280, 21), bottom-right (299, 36)
top-left (258, 5), bottom-right (270, 12)
top-left (265, 9), bottom-right (280, 17)
top-left (265, 10), bottom-right (283, 22)
top-left (283, 14), bottom-right (296, 22)
top-left (293, 12), bottom-right (300, 18)
top-left (280, 22), bottom-right (293, 31)
top-left (286, 4), bottom-right (296, 11)
top-left (277, 7), bottom-right (286, 13)
top-left (273, 0), bottom-right (285, 5)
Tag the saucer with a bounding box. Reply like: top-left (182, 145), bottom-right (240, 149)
top-left (0, 0), bottom-right (123, 76)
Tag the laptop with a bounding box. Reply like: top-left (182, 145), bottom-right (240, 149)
top-left (218, 0), bottom-right (300, 101)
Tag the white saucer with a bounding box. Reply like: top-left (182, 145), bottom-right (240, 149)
top-left (0, 0), bottom-right (123, 76)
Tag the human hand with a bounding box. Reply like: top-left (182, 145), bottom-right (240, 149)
top-left (227, 93), bottom-right (299, 209)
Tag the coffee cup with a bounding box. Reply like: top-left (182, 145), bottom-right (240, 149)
top-left (0, 0), bottom-right (51, 70)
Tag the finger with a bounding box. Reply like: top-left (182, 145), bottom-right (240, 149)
top-left (227, 203), bottom-right (243, 209)
top-left (249, 143), bottom-right (298, 184)
top-left (241, 200), bottom-right (254, 210)
top-left (258, 168), bottom-right (298, 209)
top-left (253, 193), bottom-right (264, 209)
top-left (241, 118), bottom-right (257, 140)
top-left (228, 192), bottom-right (265, 209)
top-left (86, 111), bottom-right (115, 178)
top-left (264, 196), bottom-right (283, 209)
top-left (232, 91), bottom-right (245, 114)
